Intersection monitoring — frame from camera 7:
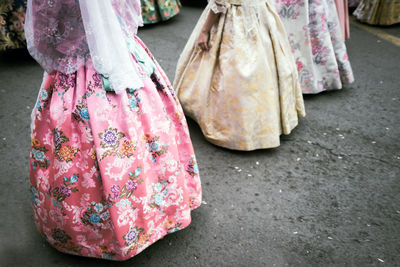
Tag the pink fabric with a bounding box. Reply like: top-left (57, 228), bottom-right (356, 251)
top-left (334, 0), bottom-right (350, 40)
top-left (30, 36), bottom-right (202, 261)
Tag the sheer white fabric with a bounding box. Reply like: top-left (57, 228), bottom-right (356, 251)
top-left (25, 0), bottom-right (89, 74)
top-left (112, 0), bottom-right (143, 37)
top-left (79, 0), bottom-right (143, 93)
top-left (25, 0), bottom-right (144, 93)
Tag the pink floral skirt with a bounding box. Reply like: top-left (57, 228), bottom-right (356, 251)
top-left (29, 37), bottom-right (202, 261)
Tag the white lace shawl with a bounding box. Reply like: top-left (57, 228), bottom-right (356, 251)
top-left (25, 0), bottom-right (144, 93)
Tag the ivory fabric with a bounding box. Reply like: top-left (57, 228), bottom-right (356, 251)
top-left (174, 0), bottom-right (305, 151)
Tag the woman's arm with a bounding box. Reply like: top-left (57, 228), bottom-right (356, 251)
top-left (197, 10), bottom-right (221, 51)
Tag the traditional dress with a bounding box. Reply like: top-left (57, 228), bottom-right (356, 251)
top-left (141, 0), bottom-right (181, 24)
top-left (26, 0), bottom-right (201, 261)
top-left (0, 0), bottom-right (26, 50)
top-left (274, 0), bottom-right (354, 94)
top-left (354, 0), bottom-right (400, 25)
top-left (174, 0), bottom-right (305, 151)
top-left (334, 0), bottom-right (350, 40)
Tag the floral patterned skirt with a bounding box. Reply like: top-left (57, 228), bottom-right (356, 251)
top-left (141, 0), bottom-right (181, 24)
top-left (275, 0), bottom-right (355, 94)
top-left (29, 36), bottom-right (202, 261)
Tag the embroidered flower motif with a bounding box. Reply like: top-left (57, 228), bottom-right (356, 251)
top-left (31, 141), bottom-right (50, 169)
top-left (81, 199), bottom-right (111, 228)
top-left (116, 199), bottom-right (131, 208)
top-left (134, 168), bottom-right (141, 177)
top-left (149, 178), bottom-right (170, 209)
top-left (296, 60), bottom-right (303, 71)
top-left (117, 168), bottom-right (143, 199)
top-left (92, 73), bottom-right (102, 87)
top-left (129, 98), bottom-right (137, 109)
top-left (111, 184), bottom-right (121, 199)
top-left (149, 142), bottom-right (160, 152)
top-left (123, 226), bottom-right (144, 246)
top-left (32, 148), bottom-right (45, 162)
top-left (79, 107), bottom-right (89, 121)
top-left (103, 130), bottom-right (118, 146)
top-left (52, 228), bottom-right (71, 244)
top-left (70, 175), bottom-right (79, 184)
top-left (101, 210), bottom-right (110, 220)
top-left (57, 73), bottom-right (76, 89)
top-left (59, 184), bottom-right (72, 197)
top-left (154, 193), bottom-right (164, 205)
top-left (125, 228), bottom-right (138, 243)
top-left (49, 174), bottom-right (79, 206)
top-left (57, 145), bottom-right (79, 162)
top-left (187, 156), bottom-right (199, 177)
top-left (99, 127), bottom-right (125, 151)
top-left (94, 203), bottom-right (103, 213)
top-left (138, 232), bottom-right (151, 245)
top-left (52, 129), bottom-right (69, 150)
top-left (89, 213), bottom-right (101, 224)
top-left (119, 140), bottom-right (136, 157)
top-left (144, 134), bottom-right (168, 163)
top-left (126, 180), bottom-right (137, 191)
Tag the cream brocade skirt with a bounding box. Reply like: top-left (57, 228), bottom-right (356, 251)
top-left (173, 0), bottom-right (305, 151)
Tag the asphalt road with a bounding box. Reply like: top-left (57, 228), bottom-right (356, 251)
top-left (0, 5), bottom-right (399, 267)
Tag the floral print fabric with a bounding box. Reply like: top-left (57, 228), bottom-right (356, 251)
top-left (274, 0), bottom-right (354, 94)
top-left (174, 0), bottom-right (305, 151)
top-left (0, 0), bottom-right (26, 50)
top-left (30, 36), bottom-right (202, 261)
top-left (141, 0), bottom-right (181, 24)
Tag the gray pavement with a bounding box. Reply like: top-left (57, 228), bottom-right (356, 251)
top-left (1, 5), bottom-right (400, 267)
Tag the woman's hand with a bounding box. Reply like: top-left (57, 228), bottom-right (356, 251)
top-left (197, 31), bottom-right (210, 51)
top-left (198, 10), bottom-right (220, 51)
